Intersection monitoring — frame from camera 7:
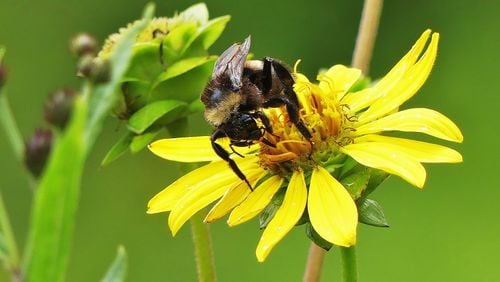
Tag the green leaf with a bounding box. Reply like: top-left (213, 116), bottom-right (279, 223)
top-left (86, 3), bottom-right (155, 149)
top-left (192, 15), bottom-right (231, 50)
top-left (0, 233), bottom-right (7, 260)
top-left (25, 96), bottom-right (88, 282)
top-left (102, 246), bottom-right (127, 282)
top-left (127, 100), bottom-right (187, 134)
top-left (259, 188), bottom-right (285, 229)
top-left (340, 167), bottom-right (371, 199)
top-left (0, 193), bottom-right (19, 270)
top-left (101, 132), bottom-right (134, 166)
top-left (305, 223), bottom-right (333, 251)
top-left (130, 127), bottom-right (162, 153)
top-left (152, 56), bottom-right (217, 89)
top-left (357, 198), bottom-right (389, 227)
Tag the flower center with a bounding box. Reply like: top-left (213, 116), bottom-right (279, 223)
top-left (258, 77), bottom-right (355, 175)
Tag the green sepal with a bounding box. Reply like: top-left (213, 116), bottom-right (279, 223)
top-left (102, 245), bottom-right (127, 282)
top-left (101, 132), bottom-right (134, 166)
top-left (259, 188), bottom-right (285, 229)
top-left (192, 15), bottom-right (231, 50)
top-left (305, 223), bottom-right (333, 251)
top-left (127, 100), bottom-right (187, 134)
top-left (151, 56), bottom-right (217, 89)
top-left (178, 3), bottom-right (209, 25)
top-left (357, 198), bottom-right (389, 227)
top-left (130, 127), bottom-right (162, 153)
top-left (150, 59), bottom-right (214, 103)
top-left (340, 167), bottom-right (371, 199)
top-left (348, 76), bottom-right (371, 92)
top-left (363, 168), bottom-right (390, 197)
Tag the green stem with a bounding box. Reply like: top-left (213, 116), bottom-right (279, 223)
top-left (0, 93), bottom-right (24, 163)
top-left (170, 120), bottom-right (217, 282)
top-left (0, 193), bottom-right (20, 276)
top-left (340, 246), bottom-right (358, 282)
top-left (190, 210), bottom-right (217, 282)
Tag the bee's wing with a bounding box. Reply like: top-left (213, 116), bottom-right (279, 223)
top-left (212, 36), bottom-right (251, 91)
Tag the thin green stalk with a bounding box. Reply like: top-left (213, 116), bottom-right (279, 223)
top-left (340, 246), bottom-right (358, 282)
top-left (190, 210), bottom-right (216, 282)
top-left (0, 193), bottom-right (20, 278)
top-left (0, 94), bottom-right (24, 163)
top-left (170, 120), bottom-right (217, 282)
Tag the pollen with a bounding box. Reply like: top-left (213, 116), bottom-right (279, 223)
top-left (258, 71), bottom-right (354, 174)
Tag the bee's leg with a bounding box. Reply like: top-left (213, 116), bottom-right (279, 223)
top-left (261, 57), bottom-right (273, 95)
top-left (251, 111), bottom-right (273, 134)
top-left (211, 130), bottom-right (252, 190)
top-left (251, 111), bottom-right (278, 146)
top-left (229, 142), bottom-right (245, 158)
top-left (263, 97), bottom-right (314, 153)
top-left (152, 29), bottom-right (168, 70)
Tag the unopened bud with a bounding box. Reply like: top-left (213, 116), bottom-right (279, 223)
top-left (24, 129), bottom-right (53, 177)
top-left (76, 56), bottom-right (110, 84)
top-left (44, 88), bottom-right (76, 129)
top-left (76, 54), bottom-right (94, 78)
top-left (89, 58), bottom-right (111, 84)
top-left (70, 33), bottom-right (97, 57)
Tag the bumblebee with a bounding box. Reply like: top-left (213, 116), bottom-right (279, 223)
top-left (201, 36), bottom-right (312, 188)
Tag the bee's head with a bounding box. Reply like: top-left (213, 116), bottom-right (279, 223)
top-left (201, 81), bottom-right (242, 126)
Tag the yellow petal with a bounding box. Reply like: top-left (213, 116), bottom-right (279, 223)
top-left (227, 175), bottom-right (284, 226)
top-left (149, 136), bottom-right (259, 162)
top-left (149, 136), bottom-right (218, 162)
top-left (147, 160), bottom-right (228, 214)
top-left (168, 164), bottom-right (263, 236)
top-left (355, 134), bottom-right (463, 163)
top-left (358, 33), bottom-right (439, 123)
top-left (344, 30), bottom-right (432, 113)
top-left (256, 170), bottom-right (307, 262)
top-left (204, 170), bottom-right (267, 223)
top-left (318, 65), bottom-right (361, 101)
top-left (341, 142), bottom-right (426, 188)
top-left (309, 167), bottom-right (358, 246)
top-left (355, 108), bottom-right (464, 143)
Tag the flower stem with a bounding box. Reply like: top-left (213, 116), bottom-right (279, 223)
top-left (340, 246), bottom-right (358, 282)
top-left (351, 0), bottom-right (384, 74)
top-left (303, 243), bottom-right (326, 282)
top-left (190, 210), bottom-right (217, 282)
top-left (171, 118), bottom-right (217, 282)
top-left (0, 93), bottom-right (24, 163)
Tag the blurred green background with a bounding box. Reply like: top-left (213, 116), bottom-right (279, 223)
top-left (0, 0), bottom-right (497, 281)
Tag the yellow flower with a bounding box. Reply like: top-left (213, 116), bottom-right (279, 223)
top-left (147, 29), bottom-right (463, 262)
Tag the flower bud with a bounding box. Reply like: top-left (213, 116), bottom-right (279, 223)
top-left (24, 128), bottom-right (53, 177)
top-left (70, 33), bottom-right (97, 57)
top-left (89, 58), bottom-right (111, 84)
top-left (44, 88), bottom-right (76, 129)
top-left (76, 54), bottom-right (94, 78)
top-left (76, 55), bottom-right (110, 84)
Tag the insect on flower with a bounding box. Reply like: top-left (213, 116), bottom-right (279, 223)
top-left (201, 36), bottom-right (313, 189)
